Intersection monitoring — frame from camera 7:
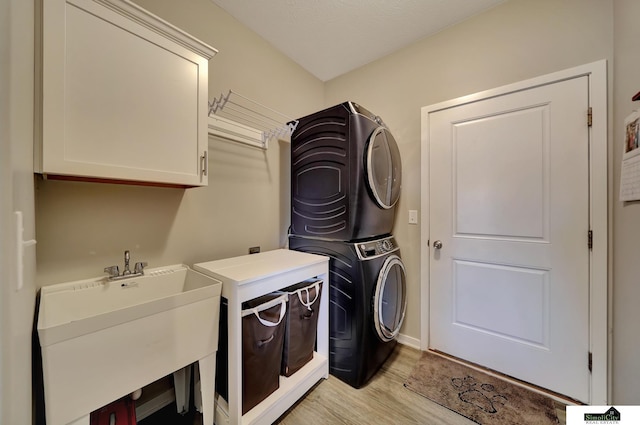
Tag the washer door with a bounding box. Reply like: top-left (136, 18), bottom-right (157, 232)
top-left (373, 255), bottom-right (407, 342)
top-left (366, 127), bottom-right (402, 209)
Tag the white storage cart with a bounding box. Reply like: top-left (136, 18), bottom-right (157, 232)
top-left (194, 249), bottom-right (329, 425)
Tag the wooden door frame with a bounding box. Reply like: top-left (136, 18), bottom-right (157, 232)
top-left (419, 60), bottom-right (609, 404)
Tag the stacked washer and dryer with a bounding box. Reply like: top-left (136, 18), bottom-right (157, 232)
top-left (288, 102), bottom-right (407, 388)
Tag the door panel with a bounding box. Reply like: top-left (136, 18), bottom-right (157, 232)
top-left (453, 260), bottom-right (549, 346)
top-left (429, 76), bottom-right (590, 402)
top-left (455, 107), bottom-right (547, 239)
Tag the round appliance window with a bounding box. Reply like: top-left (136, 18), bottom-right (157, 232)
top-left (366, 127), bottom-right (402, 209)
top-left (373, 255), bottom-right (407, 342)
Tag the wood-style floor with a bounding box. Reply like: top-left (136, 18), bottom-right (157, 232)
top-left (141, 344), bottom-right (567, 425)
top-left (277, 344), bottom-right (566, 425)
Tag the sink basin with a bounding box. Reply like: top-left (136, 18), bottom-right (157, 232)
top-left (37, 264), bottom-right (222, 425)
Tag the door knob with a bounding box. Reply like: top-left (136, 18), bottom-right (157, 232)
top-left (433, 240), bottom-right (443, 249)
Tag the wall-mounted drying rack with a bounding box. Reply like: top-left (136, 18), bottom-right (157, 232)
top-left (207, 90), bottom-right (298, 150)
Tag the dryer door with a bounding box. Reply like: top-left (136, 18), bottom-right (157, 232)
top-left (373, 254), bottom-right (407, 342)
top-left (366, 127), bottom-right (402, 209)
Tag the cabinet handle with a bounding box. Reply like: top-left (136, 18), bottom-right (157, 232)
top-left (201, 151), bottom-right (208, 176)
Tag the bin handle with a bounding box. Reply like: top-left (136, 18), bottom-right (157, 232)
top-left (252, 299), bottom-right (286, 327)
top-left (297, 281), bottom-right (320, 310)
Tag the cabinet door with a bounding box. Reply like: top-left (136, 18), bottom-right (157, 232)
top-left (37, 0), bottom-right (216, 187)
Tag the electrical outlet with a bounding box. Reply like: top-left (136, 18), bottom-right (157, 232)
top-left (408, 210), bottom-right (418, 224)
top-left (249, 246), bottom-right (260, 254)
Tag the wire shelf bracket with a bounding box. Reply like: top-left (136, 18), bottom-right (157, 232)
top-left (208, 90), bottom-right (298, 149)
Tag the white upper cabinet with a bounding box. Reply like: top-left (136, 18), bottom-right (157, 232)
top-left (35, 0), bottom-right (217, 187)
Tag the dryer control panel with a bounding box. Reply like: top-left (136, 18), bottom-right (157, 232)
top-left (356, 236), bottom-right (398, 260)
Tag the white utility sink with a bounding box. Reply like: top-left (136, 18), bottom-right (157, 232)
top-left (37, 264), bottom-right (222, 425)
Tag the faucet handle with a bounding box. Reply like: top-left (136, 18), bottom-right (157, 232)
top-left (104, 265), bottom-right (120, 278)
top-left (134, 262), bottom-right (148, 274)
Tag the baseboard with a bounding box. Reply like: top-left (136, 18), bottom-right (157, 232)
top-left (397, 333), bottom-right (420, 350)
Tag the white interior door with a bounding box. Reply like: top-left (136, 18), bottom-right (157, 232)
top-left (428, 76), bottom-right (590, 402)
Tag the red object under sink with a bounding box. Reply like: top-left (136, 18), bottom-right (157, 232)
top-left (90, 397), bottom-right (136, 425)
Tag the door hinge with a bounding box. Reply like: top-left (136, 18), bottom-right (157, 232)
top-left (588, 230), bottom-right (593, 250)
top-left (588, 351), bottom-right (593, 372)
top-left (587, 107), bottom-right (593, 127)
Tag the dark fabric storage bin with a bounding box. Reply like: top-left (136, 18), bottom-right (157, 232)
top-left (240, 293), bottom-right (287, 414)
top-left (279, 279), bottom-right (323, 377)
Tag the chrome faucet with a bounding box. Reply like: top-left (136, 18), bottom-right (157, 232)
top-left (104, 250), bottom-right (147, 281)
top-left (123, 250), bottom-right (132, 275)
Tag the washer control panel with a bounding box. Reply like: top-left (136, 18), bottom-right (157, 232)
top-left (357, 236), bottom-right (398, 259)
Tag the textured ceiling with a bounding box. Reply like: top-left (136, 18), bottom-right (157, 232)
top-left (210, 0), bottom-right (507, 81)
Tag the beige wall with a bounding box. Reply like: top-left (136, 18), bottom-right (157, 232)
top-left (325, 0), bottom-right (614, 352)
top-left (4, 0), bottom-right (37, 423)
top-left (32, 0), bottom-right (640, 407)
top-left (35, 0), bottom-right (324, 285)
top-left (613, 0), bottom-right (640, 405)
